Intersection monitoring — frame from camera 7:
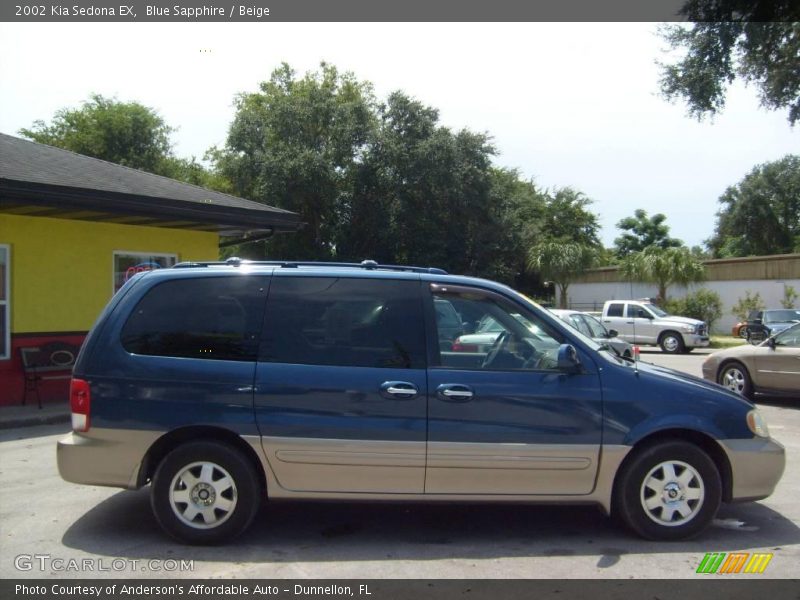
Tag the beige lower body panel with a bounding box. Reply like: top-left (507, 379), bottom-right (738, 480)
top-left (57, 428), bottom-right (162, 489)
top-left (426, 441), bottom-right (598, 495)
top-left (259, 436), bottom-right (630, 513)
top-left (260, 436), bottom-right (426, 493)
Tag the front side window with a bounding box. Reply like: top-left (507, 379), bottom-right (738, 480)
top-left (260, 277), bottom-right (426, 369)
top-left (121, 276), bottom-right (267, 361)
top-left (114, 252), bottom-right (177, 293)
top-left (438, 289), bottom-right (564, 371)
top-left (0, 245), bottom-right (8, 359)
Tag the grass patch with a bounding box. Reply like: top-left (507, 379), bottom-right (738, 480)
top-left (710, 336), bottom-right (747, 349)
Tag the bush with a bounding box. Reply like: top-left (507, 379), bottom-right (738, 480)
top-left (782, 285), bottom-right (798, 309)
top-left (664, 289), bottom-right (723, 333)
top-left (731, 291), bottom-right (765, 322)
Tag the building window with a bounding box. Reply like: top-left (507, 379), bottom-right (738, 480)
top-left (0, 245), bottom-right (8, 360)
top-left (113, 251), bottom-right (177, 293)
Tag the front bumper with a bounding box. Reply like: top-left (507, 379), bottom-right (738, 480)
top-left (682, 334), bottom-right (710, 348)
top-left (718, 438), bottom-right (786, 502)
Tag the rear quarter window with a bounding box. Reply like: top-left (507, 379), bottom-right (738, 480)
top-left (606, 303), bottom-right (624, 317)
top-left (120, 276), bottom-right (267, 361)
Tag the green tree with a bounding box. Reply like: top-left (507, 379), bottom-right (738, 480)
top-left (213, 63), bottom-right (376, 260)
top-left (782, 285), bottom-right (798, 309)
top-left (731, 290), bottom-right (765, 321)
top-left (621, 246), bottom-right (706, 302)
top-left (20, 93), bottom-right (175, 173)
top-left (613, 209), bottom-right (683, 258)
top-left (338, 91), bottom-right (500, 275)
top-left (540, 187), bottom-right (601, 247)
top-left (659, 2), bottom-right (800, 124)
top-left (527, 242), bottom-right (599, 308)
top-left (707, 155), bottom-right (800, 257)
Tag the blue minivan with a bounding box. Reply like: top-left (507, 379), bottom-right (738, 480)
top-left (58, 260), bottom-right (785, 544)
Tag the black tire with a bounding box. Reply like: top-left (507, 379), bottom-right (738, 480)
top-left (659, 331), bottom-right (685, 354)
top-left (612, 441), bottom-right (721, 541)
top-left (739, 326), bottom-right (749, 339)
top-left (151, 441), bottom-right (261, 544)
top-left (717, 361), bottom-right (754, 399)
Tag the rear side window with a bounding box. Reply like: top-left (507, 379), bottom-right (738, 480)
top-left (260, 277), bottom-right (426, 369)
top-left (121, 276), bottom-right (267, 361)
top-left (607, 303), bottom-right (624, 317)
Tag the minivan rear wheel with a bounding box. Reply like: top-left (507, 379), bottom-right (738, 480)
top-left (613, 441), bottom-right (721, 540)
top-left (151, 441), bottom-right (261, 544)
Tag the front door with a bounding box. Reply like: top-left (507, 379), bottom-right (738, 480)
top-left (754, 326), bottom-right (800, 394)
top-left (626, 304), bottom-right (658, 345)
top-left (254, 275), bottom-right (428, 494)
top-left (425, 284), bottom-right (603, 495)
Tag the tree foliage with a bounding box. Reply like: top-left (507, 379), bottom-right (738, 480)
top-left (730, 290), bottom-right (765, 321)
top-left (659, 2), bottom-right (800, 125)
top-left (213, 63), bottom-right (376, 260)
top-left (213, 62), bottom-right (594, 291)
top-left (621, 246), bottom-right (706, 302)
top-left (664, 288), bottom-right (723, 332)
top-left (527, 241), bottom-right (599, 308)
top-left (19, 93), bottom-right (223, 189)
top-left (614, 209), bottom-right (683, 258)
top-left (707, 155), bottom-right (800, 257)
top-left (20, 93), bottom-right (175, 173)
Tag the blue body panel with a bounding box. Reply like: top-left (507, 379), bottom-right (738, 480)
top-left (75, 265), bottom-right (757, 450)
top-left (254, 364), bottom-right (427, 441)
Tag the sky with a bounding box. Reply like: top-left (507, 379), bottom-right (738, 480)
top-left (0, 22), bottom-right (797, 249)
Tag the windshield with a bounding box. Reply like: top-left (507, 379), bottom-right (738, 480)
top-left (646, 304), bottom-right (669, 318)
top-left (764, 309), bottom-right (800, 323)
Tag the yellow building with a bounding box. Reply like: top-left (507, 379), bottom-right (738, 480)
top-left (0, 133), bottom-right (300, 405)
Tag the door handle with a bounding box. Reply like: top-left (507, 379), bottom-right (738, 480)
top-left (436, 384), bottom-right (474, 402)
top-left (626, 321), bottom-right (634, 324)
top-left (379, 381), bottom-right (418, 399)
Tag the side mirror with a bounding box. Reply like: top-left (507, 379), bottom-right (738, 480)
top-left (557, 344), bottom-right (582, 372)
top-left (767, 336), bottom-right (776, 349)
top-left (607, 329), bottom-right (618, 338)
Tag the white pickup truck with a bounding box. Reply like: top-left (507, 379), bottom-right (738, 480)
top-left (601, 299), bottom-right (709, 354)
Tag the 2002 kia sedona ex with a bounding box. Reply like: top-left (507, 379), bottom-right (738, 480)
top-left (58, 259), bottom-right (785, 544)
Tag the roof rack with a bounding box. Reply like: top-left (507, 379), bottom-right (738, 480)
top-left (173, 257), bottom-right (448, 275)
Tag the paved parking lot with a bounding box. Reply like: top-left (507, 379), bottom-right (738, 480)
top-left (0, 350), bottom-right (797, 579)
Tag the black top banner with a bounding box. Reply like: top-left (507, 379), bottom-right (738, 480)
top-left (0, 0), bottom-right (714, 23)
top-left (5, 0), bottom-right (799, 22)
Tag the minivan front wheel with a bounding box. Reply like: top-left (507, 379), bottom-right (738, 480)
top-left (613, 441), bottom-right (721, 540)
top-left (151, 441), bottom-right (261, 544)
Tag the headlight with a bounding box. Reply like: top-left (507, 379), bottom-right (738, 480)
top-left (747, 410), bottom-right (770, 438)
top-left (681, 324), bottom-right (695, 333)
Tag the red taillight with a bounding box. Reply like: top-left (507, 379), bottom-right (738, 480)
top-left (451, 341), bottom-right (479, 352)
top-left (70, 378), bottom-right (91, 432)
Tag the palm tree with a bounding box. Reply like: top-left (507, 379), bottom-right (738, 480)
top-left (527, 241), bottom-right (598, 308)
top-left (621, 246), bottom-right (705, 302)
